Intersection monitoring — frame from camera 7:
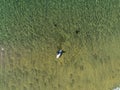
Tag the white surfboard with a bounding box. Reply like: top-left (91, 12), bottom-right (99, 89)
top-left (56, 50), bottom-right (62, 58)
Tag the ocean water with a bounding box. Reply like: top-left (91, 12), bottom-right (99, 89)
top-left (0, 0), bottom-right (120, 90)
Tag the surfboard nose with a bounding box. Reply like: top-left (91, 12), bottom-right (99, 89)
top-left (56, 53), bottom-right (61, 58)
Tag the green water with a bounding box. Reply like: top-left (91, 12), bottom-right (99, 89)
top-left (0, 0), bottom-right (120, 90)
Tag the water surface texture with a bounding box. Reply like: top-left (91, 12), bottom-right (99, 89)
top-left (0, 0), bottom-right (120, 90)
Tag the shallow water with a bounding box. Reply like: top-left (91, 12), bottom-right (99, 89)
top-left (0, 0), bottom-right (120, 90)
